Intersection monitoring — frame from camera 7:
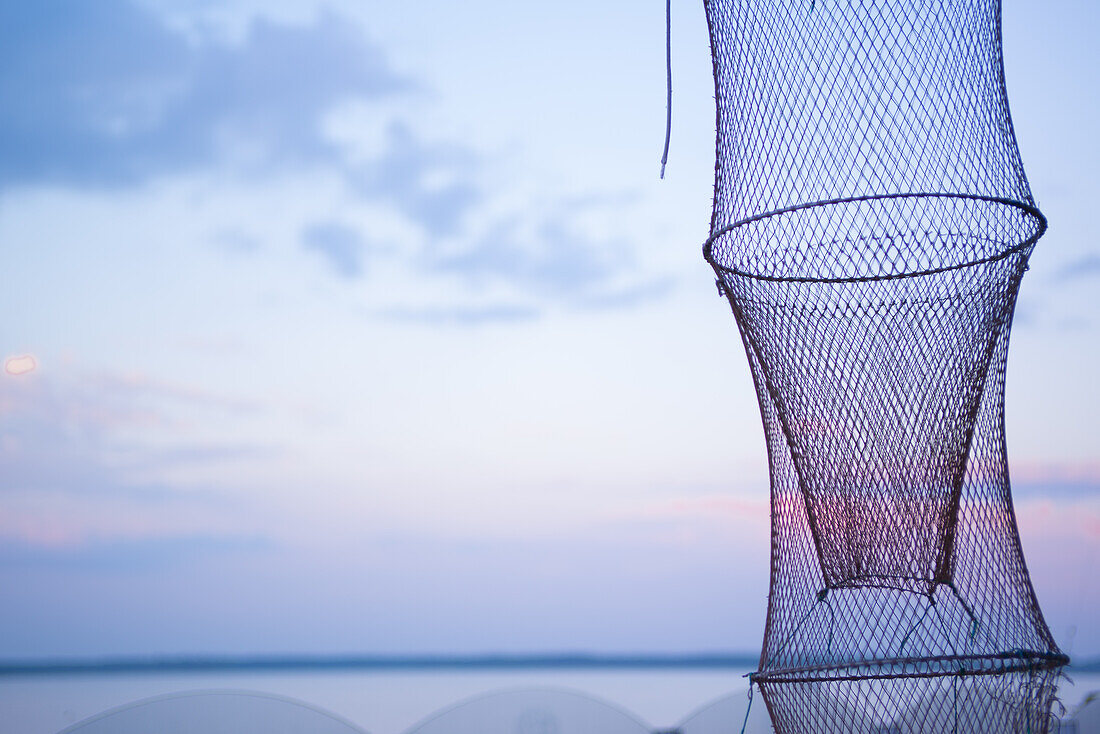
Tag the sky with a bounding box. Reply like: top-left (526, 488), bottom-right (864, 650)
top-left (0, 0), bottom-right (1097, 660)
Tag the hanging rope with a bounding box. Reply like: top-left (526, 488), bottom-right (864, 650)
top-left (659, 0), bottom-right (672, 179)
top-left (739, 677), bottom-right (755, 734)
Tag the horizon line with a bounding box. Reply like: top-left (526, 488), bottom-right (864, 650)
top-left (0, 651), bottom-right (763, 676)
top-left (2, 651), bottom-right (1096, 676)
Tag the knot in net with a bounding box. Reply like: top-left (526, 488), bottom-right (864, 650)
top-left (701, 1), bottom-right (1067, 731)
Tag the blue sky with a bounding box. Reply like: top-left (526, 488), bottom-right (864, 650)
top-left (0, 0), bottom-right (1097, 660)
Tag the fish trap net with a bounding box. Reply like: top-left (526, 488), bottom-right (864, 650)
top-left (701, 0), bottom-right (1067, 731)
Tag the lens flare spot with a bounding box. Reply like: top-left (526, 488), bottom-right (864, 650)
top-left (4, 354), bottom-right (37, 376)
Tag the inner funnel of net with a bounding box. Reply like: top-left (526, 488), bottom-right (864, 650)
top-left (709, 195), bottom-right (1043, 593)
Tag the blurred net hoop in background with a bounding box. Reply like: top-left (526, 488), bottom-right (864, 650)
top-left (58, 690), bottom-right (369, 734)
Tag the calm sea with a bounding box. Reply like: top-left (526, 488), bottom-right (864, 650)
top-left (1, 667), bottom-right (1096, 733)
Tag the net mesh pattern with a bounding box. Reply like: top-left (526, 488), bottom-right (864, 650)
top-left (701, 1), bottom-right (1067, 731)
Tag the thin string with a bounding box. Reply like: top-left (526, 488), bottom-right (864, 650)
top-left (660, 0), bottom-right (672, 179)
top-left (739, 679), bottom-right (754, 734)
top-left (898, 599), bottom-right (935, 656)
top-left (763, 589), bottom-right (829, 668)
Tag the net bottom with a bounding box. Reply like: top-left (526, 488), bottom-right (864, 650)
top-left (759, 668), bottom-right (1063, 734)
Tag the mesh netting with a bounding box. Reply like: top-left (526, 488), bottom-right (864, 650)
top-left (701, 1), bottom-right (1067, 731)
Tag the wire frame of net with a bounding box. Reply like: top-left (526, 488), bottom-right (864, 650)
top-left (701, 1), bottom-right (1068, 731)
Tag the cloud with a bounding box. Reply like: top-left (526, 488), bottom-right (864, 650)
top-left (0, 1), bottom-right (404, 187)
top-left (573, 278), bottom-right (676, 310)
top-left (301, 221), bottom-right (369, 279)
top-left (358, 202), bottom-right (672, 322)
top-left (1011, 462), bottom-right (1100, 499)
top-left (3, 355), bottom-right (37, 375)
top-left (0, 534), bottom-right (270, 573)
top-left (426, 214), bottom-right (664, 306)
top-left (0, 371), bottom-right (272, 501)
top-left (430, 219), bottom-right (609, 295)
top-left (1053, 254), bottom-right (1100, 283)
top-left (117, 444), bottom-right (280, 473)
top-left (378, 304), bottom-right (539, 326)
top-left (0, 371), bottom-right (282, 576)
top-left (83, 370), bottom-right (261, 415)
top-left (347, 122), bottom-right (483, 238)
top-left (212, 229), bottom-right (263, 255)
top-left (2, 376), bottom-right (158, 497)
top-left (0, 0), bottom-right (668, 318)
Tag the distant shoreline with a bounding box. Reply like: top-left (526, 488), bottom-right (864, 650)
top-left (1, 653), bottom-right (1097, 676)
top-left (0, 653), bottom-right (760, 676)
